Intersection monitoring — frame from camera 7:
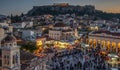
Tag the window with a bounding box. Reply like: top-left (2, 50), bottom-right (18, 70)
top-left (0, 60), bottom-right (2, 66)
top-left (13, 55), bottom-right (15, 64)
top-left (3, 55), bottom-right (10, 65)
top-left (9, 44), bottom-right (12, 46)
top-left (7, 61), bottom-right (9, 65)
top-left (0, 49), bottom-right (2, 56)
top-left (4, 55), bottom-right (6, 64)
top-left (14, 43), bottom-right (16, 46)
top-left (7, 56), bottom-right (9, 65)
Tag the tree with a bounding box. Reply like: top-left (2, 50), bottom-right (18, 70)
top-left (11, 15), bottom-right (22, 23)
top-left (20, 42), bottom-right (37, 53)
top-left (21, 13), bottom-right (24, 17)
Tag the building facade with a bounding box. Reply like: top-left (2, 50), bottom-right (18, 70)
top-left (22, 30), bottom-right (35, 41)
top-left (88, 30), bottom-right (120, 53)
top-left (49, 23), bottom-right (77, 41)
top-left (0, 34), bottom-right (20, 70)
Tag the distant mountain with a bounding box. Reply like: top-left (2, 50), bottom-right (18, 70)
top-left (27, 5), bottom-right (120, 20)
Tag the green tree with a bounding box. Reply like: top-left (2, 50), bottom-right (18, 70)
top-left (20, 42), bottom-right (37, 53)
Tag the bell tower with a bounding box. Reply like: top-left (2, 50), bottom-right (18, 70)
top-left (0, 33), bottom-right (20, 70)
top-left (74, 28), bottom-right (78, 37)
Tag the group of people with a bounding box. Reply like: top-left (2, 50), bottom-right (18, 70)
top-left (48, 49), bottom-right (82, 70)
top-left (46, 45), bottom-right (112, 70)
top-left (82, 46), bottom-right (111, 70)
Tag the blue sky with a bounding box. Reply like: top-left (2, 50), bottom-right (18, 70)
top-left (0, 0), bottom-right (120, 15)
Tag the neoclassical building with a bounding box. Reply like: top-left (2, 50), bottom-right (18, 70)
top-left (49, 23), bottom-right (78, 41)
top-left (0, 33), bottom-right (20, 70)
top-left (88, 30), bottom-right (120, 53)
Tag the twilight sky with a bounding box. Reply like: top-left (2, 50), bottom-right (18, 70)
top-left (0, 0), bottom-right (120, 16)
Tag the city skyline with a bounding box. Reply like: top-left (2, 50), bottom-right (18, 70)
top-left (0, 0), bottom-right (120, 16)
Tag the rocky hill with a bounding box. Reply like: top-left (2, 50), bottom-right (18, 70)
top-left (27, 5), bottom-right (120, 20)
top-left (27, 5), bottom-right (95, 15)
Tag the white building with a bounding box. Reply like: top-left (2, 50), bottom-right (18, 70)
top-left (0, 34), bottom-right (20, 70)
top-left (89, 20), bottom-right (105, 31)
top-left (49, 23), bottom-right (77, 41)
top-left (23, 21), bottom-right (33, 28)
top-left (22, 30), bottom-right (35, 41)
top-left (0, 22), bottom-right (9, 27)
top-left (12, 22), bottom-right (26, 29)
top-left (12, 21), bottom-right (33, 30)
top-left (107, 24), bottom-right (120, 33)
top-left (94, 20), bottom-right (106, 24)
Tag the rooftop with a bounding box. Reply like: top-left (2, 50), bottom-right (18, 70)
top-left (54, 23), bottom-right (68, 27)
top-left (1, 33), bottom-right (16, 44)
top-left (92, 30), bottom-right (120, 36)
top-left (50, 28), bottom-right (73, 32)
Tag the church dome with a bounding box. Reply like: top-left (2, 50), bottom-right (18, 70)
top-left (1, 33), bottom-right (16, 44)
